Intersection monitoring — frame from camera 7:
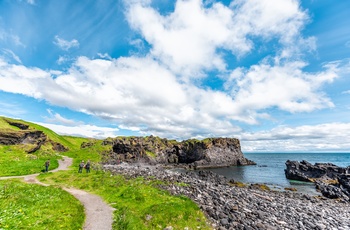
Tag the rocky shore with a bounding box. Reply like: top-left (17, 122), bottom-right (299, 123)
top-left (285, 160), bottom-right (350, 201)
top-left (104, 163), bottom-right (350, 230)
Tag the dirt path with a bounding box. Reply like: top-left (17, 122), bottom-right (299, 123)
top-left (0, 156), bottom-right (114, 230)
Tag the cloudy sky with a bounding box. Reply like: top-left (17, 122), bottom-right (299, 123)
top-left (1, 0), bottom-right (350, 152)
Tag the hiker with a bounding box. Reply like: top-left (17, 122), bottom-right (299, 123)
top-left (85, 159), bottom-right (91, 173)
top-left (78, 160), bottom-right (85, 173)
top-left (44, 159), bottom-right (50, 172)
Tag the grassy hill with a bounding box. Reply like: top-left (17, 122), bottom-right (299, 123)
top-left (0, 116), bottom-right (211, 229)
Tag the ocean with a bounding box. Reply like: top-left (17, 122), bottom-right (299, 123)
top-left (203, 152), bottom-right (350, 195)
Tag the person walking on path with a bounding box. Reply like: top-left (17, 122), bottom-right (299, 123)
top-left (78, 160), bottom-right (85, 173)
top-left (85, 160), bottom-right (91, 173)
top-left (44, 159), bottom-right (50, 172)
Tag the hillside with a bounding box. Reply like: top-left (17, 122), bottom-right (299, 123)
top-left (0, 116), bottom-right (71, 153)
top-left (0, 116), bottom-right (255, 171)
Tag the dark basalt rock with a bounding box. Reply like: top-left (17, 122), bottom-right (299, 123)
top-left (0, 120), bottom-right (68, 153)
top-left (285, 160), bottom-right (350, 201)
top-left (5, 120), bottom-right (29, 130)
top-left (103, 136), bottom-right (255, 168)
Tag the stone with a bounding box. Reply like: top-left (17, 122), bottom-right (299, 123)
top-left (220, 218), bottom-right (229, 226)
top-left (103, 160), bottom-right (350, 230)
top-left (104, 136), bottom-right (256, 168)
top-left (285, 160), bottom-right (350, 200)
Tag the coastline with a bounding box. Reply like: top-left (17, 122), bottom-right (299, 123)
top-left (104, 163), bottom-right (350, 229)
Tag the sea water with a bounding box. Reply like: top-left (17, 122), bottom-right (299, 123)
top-left (203, 152), bottom-right (350, 195)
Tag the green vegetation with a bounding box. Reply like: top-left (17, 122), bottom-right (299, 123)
top-left (0, 179), bottom-right (84, 230)
top-left (38, 170), bottom-right (210, 230)
top-left (0, 116), bottom-right (212, 229)
top-left (145, 150), bottom-right (156, 158)
top-left (0, 145), bottom-right (59, 176)
top-left (231, 181), bottom-right (247, 188)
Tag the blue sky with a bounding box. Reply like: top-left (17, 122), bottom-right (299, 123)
top-left (1, 0), bottom-right (350, 152)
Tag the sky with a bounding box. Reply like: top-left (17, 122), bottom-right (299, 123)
top-left (1, 0), bottom-right (350, 152)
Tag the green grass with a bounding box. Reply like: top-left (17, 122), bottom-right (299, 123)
top-left (38, 170), bottom-right (211, 230)
top-left (0, 145), bottom-right (59, 176)
top-left (145, 150), bottom-right (156, 158)
top-left (0, 180), bottom-right (84, 230)
top-left (0, 116), bottom-right (212, 230)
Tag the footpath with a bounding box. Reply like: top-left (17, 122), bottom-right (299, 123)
top-left (0, 156), bottom-right (114, 230)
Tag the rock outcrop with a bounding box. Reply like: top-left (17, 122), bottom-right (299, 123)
top-left (102, 136), bottom-right (255, 168)
top-left (285, 160), bottom-right (350, 201)
top-left (0, 120), bottom-right (68, 153)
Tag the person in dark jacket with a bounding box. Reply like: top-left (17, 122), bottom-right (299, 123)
top-left (78, 160), bottom-right (85, 173)
top-left (44, 159), bottom-right (50, 172)
top-left (85, 160), bottom-right (91, 173)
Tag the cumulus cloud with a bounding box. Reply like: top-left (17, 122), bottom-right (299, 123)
top-left (36, 122), bottom-right (119, 139)
top-left (225, 60), bottom-right (338, 124)
top-left (126, 0), bottom-right (312, 78)
top-left (0, 53), bottom-right (344, 139)
top-left (53, 35), bottom-right (80, 51)
top-left (240, 123), bottom-right (350, 152)
top-left (0, 0), bottom-right (348, 150)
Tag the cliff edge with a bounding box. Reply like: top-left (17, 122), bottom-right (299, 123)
top-left (101, 136), bottom-right (255, 168)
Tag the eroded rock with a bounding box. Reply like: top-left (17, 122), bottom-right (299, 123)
top-left (103, 136), bottom-right (255, 168)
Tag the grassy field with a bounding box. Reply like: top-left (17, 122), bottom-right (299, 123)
top-left (0, 145), bottom-right (60, 176)
top-left (38, 170), bottom-right (211, 230)
top-left (0, 179), bottom-right (84, 230)
top-left (0, 116), bottom-right (212, 229)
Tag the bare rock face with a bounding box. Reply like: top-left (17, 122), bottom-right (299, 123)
top-left (103, 136), bottom-right (255, 168)
top-left (285, 160), bottom-right (350, 201)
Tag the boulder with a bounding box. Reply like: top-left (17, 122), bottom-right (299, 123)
top-left (285, 160), bottom-right (350, 201)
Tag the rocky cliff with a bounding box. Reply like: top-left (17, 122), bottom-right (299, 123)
top-left (102, 136), bottom-right (255, 168)
top-left (0, 119), bottom-right (68, 153)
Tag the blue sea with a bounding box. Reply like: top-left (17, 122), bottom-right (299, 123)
top-left (204, 152), bottom-right (350, 195)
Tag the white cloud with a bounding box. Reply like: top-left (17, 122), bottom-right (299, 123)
top-left (53, 35), bottom-right (79, 51)
top-left (56, 55), bottom-right (71, 65)
top-left (27, 0), bottom-right (35, 5)
top-left (126, 0), bottom-right (312, 79)
top-left (240, 123), bottom-right (350, 152)
top-left (0, 29), bottom-right (25, 47)
top-left (0, 54), bottom-right (344, 140)
top-left (0, 0), bottom-right (348, 151)
top-left (225, 60), bottom-right (338, 124)
top-left (97, 53), bottom-right (112, 60)
top-left (0, 56), bottom-right (244, 139)
top-left (45, 109), bottom-right (80, 126)
top-left (1, 49), bottom-right (22, 64)
top-left (36, 122), bottom-right (119, 139)
top-left (343, 90), bottom-right (350, 94)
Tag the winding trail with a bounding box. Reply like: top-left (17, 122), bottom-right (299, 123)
top-left (0, 156), bottom-right (114, 230)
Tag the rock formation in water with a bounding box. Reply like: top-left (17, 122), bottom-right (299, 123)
top-left (285, 160), bottom-right (350, 201)
top-left (102, 136), bottom-right (255, 168)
